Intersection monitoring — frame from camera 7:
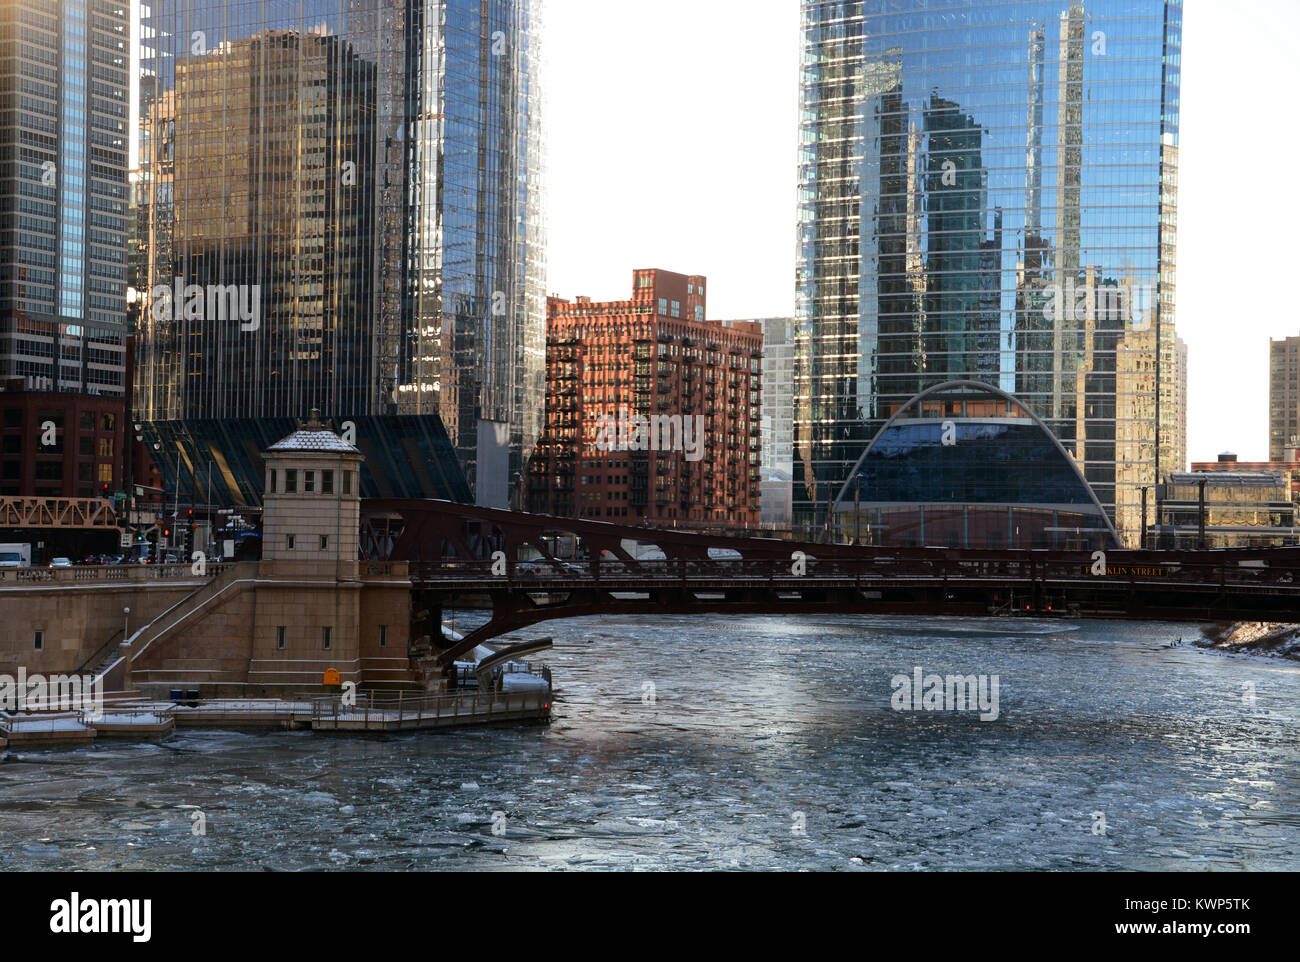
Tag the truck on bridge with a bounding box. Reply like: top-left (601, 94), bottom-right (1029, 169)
top-left (0, 543), bottom-right (31, 568)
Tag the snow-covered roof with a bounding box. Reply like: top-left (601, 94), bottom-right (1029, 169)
top-left (267, 410), bottom-right (360, 454)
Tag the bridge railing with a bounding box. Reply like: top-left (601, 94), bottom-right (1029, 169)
top-left (0, 562), bottom-right (230, 588)
top-left (309, 688), bottom-right (550, 726)
top-left (407, 553), bottom-right (1300, 590)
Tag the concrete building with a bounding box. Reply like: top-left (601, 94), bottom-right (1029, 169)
top-left (1, 415), bottom-right (417, 696)
top-left (1270, 335), bottom-right (1300, 462)
top-left (1192, 452), bottom-right (1300, 503)
top-left (1171, 336), bottom-right (1189, 475)
top-left (1153, 468), bottom-right (1299, 549)
top-left (528, 270), bottom-right (763, 533)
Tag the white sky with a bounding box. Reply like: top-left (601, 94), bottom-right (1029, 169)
top-left (545, 0), bottom-right (1300, 464)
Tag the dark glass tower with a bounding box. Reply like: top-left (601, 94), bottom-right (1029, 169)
top-left (796, 0), bottom-right (1181, 546)
top-left (136, 0), bottom-right (544, 507)
top-left (0, 0), bottom-right (129, 396)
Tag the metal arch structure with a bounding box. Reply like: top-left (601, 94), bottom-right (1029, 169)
top-left (361, 499), bottom-right (1300, 676)
top-left (832, 379), bottom-right (1121, 546)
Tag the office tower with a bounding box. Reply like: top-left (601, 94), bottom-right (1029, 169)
top-left (135, 0), bottom-right (543, 508)
top-left (528, 269), bottom-right (763, 533)
top-left (797, 0), bottom-right (1181, 546)
top-left (0, 0), bottom-right (129, 396)
top-left (0, 0), bottom-right (130, 500)
top-left (1270, 336), bottom-right (1300, 462)
top-left (722, 316), bottom-right (794, 530)
top-left (1168, 334), bottom-right (1188, 475)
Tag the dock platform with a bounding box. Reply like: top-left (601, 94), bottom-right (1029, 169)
top-left (0, 688), bottom-right (551, 750)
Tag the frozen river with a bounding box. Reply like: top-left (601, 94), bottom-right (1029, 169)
top-left (2, 614), bottom-right (1297, 870)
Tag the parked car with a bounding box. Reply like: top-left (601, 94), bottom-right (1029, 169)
top-left (49, 557), bottom-right (73, 568)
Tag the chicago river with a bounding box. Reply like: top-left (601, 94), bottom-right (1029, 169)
top-left (1, 614), bottom-right (1296, 871)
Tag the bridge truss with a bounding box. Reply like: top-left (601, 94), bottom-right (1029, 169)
top-left (361, 500), bottom-right (1300, 671)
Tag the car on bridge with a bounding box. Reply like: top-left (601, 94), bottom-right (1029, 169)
top-left (515, 559), bottom-right (584, 579)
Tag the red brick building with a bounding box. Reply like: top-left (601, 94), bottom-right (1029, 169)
top-left (0, 380), bottom-right (126, 499)
top-left (528, 269), bottom-right (762, 532)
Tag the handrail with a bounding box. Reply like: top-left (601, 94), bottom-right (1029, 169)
top-left (309, 687), bottom-right (549, 723)
top-left (125, 562), bottom-right (256, 663)
top-left (73, 626), bottom-right (124, 677)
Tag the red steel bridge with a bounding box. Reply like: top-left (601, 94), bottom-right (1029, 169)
top-left (360, 499), bottom-right (1300, 668)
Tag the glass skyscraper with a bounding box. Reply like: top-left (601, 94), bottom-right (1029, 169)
top-left (0, 0), bottom-right (129, 397)
top-left (136, 0), bottom-right (545, 507)
top-left (797, 0), bottom-right (1181, 546)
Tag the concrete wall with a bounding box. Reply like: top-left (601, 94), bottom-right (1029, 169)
top-left (1, 561), bottom-right (416, 694)
top-left (0, 574), bottom-right (199, 675)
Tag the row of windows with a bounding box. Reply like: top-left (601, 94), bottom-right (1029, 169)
top-left (266, 466), bottom-right (354, 495)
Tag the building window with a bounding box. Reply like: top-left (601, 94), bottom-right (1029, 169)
top-left (102, 413), bottom-right (115, 432)
top-left (658, 298), bottom-right (667, 315)
top-left (276, 626), bottom-right (286, 650)
top-left (322, 627), bottom-right (332, 650)
top-left (378, 625), bottom-right (387, 647)
top-left (320, 535), bottom-right (328, 550)
top-left (34, 630), bottom-right (43, 650)
top-left (343, 471), bottom-right (352, 495)
top-left (287, 534), bottom-right (295, 550)
top-left (97, 463), bottom-right (112, 483)
top-left (79, 411), bottom-right (95, 431)
top-left (322, 470), bottom-right (333, 494)
top-left (285, 469), bottom-right (297, 492)
top-left (304, 471), bottom-right (315, 493)
top-left (267, 470), bottom-right (276, 493)
top-left (671, 300), bottom-right (681, 318)
top-left (98, 438), bottom-right (113, 457)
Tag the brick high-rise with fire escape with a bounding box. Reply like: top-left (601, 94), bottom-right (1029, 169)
top-left (528, 269), bottom-right (762, 533)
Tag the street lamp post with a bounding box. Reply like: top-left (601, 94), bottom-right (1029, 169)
top-left (123, 606), bottom-right (130, 642)
top-left (1197, 477), bottom-right (1208, 550)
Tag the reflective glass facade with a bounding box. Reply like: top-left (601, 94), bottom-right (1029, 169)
top-left (797, 0), bottom-right (1181, 546)
top-left (833, 380), bottom-right (1117, 548)
top-left (136, 0), bottom-right (545, 506)
top-left (0, 0), bottom-right (129, 395)
top-left (149, 414), bottom-right (471, 508)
